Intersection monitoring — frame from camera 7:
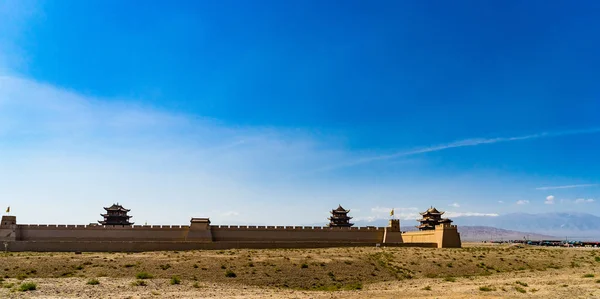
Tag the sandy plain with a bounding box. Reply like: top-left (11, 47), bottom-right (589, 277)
top-left (0, 243), bottom-right (599, 298)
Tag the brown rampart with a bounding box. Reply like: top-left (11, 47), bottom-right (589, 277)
top-left (5, 241), bottom-right (438, 252)
top-left (402, 224), bottom-right (461, 248)
top-left (210, 225), bottom-right (385, 242)
top-left (0, 216), bottom-right (460, 251)
top-left (16, 224), bottom-right (190, 241)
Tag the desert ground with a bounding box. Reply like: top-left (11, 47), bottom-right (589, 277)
top-left (0, 243), bottom-right (599, 298)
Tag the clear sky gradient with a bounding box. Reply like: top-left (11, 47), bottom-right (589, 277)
top-left (1, 0), bottom-right (599, 225)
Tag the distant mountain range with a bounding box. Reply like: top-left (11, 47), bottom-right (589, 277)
top-left (453, 226), bottom-right (554, 242)
top-left (352, 212), bottom-right (600, 241)
top-left (452, 212), bottom-right (600, 239)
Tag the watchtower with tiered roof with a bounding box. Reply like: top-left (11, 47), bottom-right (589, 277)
top-left (417, 207), bottom-right (452, 230)
top-left (99, 203), bottom-right (133, 226)
top-left (327, 205), bottom-right (354, 227)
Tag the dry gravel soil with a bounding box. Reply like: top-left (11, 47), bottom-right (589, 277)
top-left (0, 243), bottom-right (599, 298)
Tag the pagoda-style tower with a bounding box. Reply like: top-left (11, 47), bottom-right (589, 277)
top-left (99, 203), bottom-right (133, 226)
top-left (417, 207), bottom-right (452, 230)
top-left (327, 205), bottom-right (354, 227)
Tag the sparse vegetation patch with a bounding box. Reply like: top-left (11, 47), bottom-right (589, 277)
top-left (18, 282), bottom-right (37, 292)
top-left (87, 278), bottom-right (100, 285)
top-left (135, 272), bottom-right (153, 279)
top-left (170, 276), bottom-right (181, 285)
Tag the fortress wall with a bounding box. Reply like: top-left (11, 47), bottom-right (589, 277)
top-left (1, 216), bottom-right (457, 250)
top-left (13, 224), bottom-right (388, 244)
top-left (401, 230), bottom-right (437, 243)
top-left (210, 225), bottom-right (385, 242)
top-left (16, 225), bottom-right (190, 241)
top-left (400, 225), bottom-right (461, 248)
top-left (5, 241), bottom-right (436, 252)
top-left (434, 224), bottom-right (461, 248)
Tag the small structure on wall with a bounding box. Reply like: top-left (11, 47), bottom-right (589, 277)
top-left (327, 205), bottom-right (354, 227)
top-left (99, 203), bottom-right (134, 226)
top-left (417, 207), bottom-right (452, 230)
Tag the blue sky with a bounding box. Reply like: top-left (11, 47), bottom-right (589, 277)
top-left (1, 0), bottom-right (599, 225)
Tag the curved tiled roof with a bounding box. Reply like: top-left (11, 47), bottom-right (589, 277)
top-left (103, 203), bottom-right (131, 212)
top-left (332, 204), bottom-right (349, 213)
top-left (419, 206), bottom-right (444, 215)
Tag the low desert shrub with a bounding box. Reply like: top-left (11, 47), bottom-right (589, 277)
top-left (16, 273), bottom-right (28, 280)
top-left (170, 276), bottom-right (181, 285)
top-left (343, 282), bottom-right (362, 290)
top-left (87, 278), bottom-right (100, 285)
top-left (18, 282), bottom-right (37, 292)
top-left (515, 286), bottom-right (526, 293)
top-left (583, 273), bottom-right (595, 278)
top-left (131, 280), bottom-right (147, 286)
top-left (479, 286), bottom-right (495, 292)
top-left (515, 281), bottom-right (528, 287)
top-left (135, 272), bottom-right (153, 279)
top-left (159, 264), bottom-right (171, 270)
top-left (225, 270), bottom-right (236, 278)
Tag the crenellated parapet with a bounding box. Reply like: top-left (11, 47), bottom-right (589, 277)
top-left (18, 224), bottom-right (191, 229)
top-left (209, 225), bottom-right (384, 231)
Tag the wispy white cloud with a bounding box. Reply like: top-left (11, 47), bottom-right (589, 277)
top-left (574, 198), bottom-right (595, 204)
top-left (371, 207), bottom-right (418, 214)
top-left (444, 212), bottom-right (499, 217)
top-left (220, 211), bottom-right (240, 217)
top-left (312, 128), bottom-right (600, 172)
top-left (498, 200), bottom-right (504, 204)
top-left (544, 195), bottom-right (555, 205)
top-left (358, 206), bottom-right (420, 222)
top-left (516, 200), bottom-right (529, 205)
top-left (358, 206), bottom-right (498, 222)
top-left (535, 184), bottom-right (598, 190)
top-left (449, 202), bottom-right (460, 208)
top-left (0, 75), bottom-right (356, 225)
